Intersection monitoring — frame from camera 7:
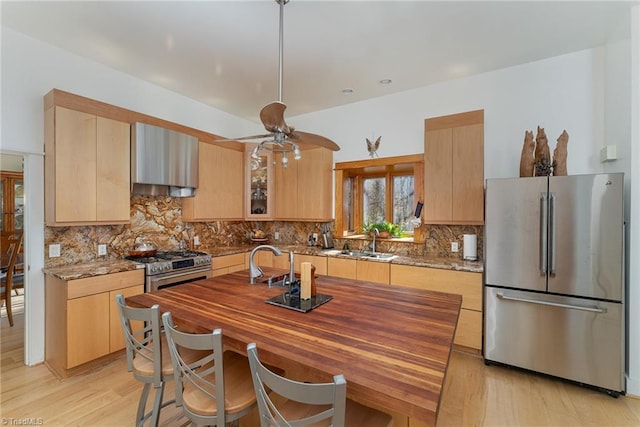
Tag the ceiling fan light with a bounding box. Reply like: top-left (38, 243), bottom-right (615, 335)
top-left (293, 145), bottom-right (301, 160)
top-left (281, 152), bottom-right (289, 167)
top-left (251, 146), bottom-right (260, 160)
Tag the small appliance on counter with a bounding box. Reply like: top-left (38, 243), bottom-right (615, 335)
top-left (463, 234), bottom-right (477, 260)
top-left (320, 225), bottom-right (334, 249)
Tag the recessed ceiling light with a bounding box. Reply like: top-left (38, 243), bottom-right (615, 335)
top-left (379, 79), bottom-right (392, 85)
top-left (341, 88), bottom-right (354, 95)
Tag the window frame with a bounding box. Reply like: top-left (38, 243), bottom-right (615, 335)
top-left (334, 154), bottom-right (424, 243)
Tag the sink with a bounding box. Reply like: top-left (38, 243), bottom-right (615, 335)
top-left (341, 251), bottom-right (396, 260)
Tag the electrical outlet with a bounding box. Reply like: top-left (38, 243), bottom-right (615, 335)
top-left (193, 235), bottom-right (200, 245)
top-left (451, 242), bottom-right (459, 252)
top-left (49, 244), bottom-right (61, 258)
top-left (274, 231), bottom-right (280, 240)
top-left (98, 244), bottom-right (107, 256)
top-left (312, 233), bottom-right (318, 241)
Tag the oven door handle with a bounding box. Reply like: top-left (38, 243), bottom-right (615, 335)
top-left (147, 267), bottom-right (213, 292)
top-left (151, 268), bottom-right (211, 282)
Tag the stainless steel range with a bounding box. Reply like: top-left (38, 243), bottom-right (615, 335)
top-left (126, 250), bottom-right (213, 292)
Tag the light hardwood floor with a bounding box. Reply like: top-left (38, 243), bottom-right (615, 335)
top-left (2, 312), bottom-right (639, 426)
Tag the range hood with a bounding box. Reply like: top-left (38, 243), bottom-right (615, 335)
top-left (131, 123), bottom-right (199, 197)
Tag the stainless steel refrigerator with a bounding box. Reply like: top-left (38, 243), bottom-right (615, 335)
top-left (484, 173), bottom-right (625, 395)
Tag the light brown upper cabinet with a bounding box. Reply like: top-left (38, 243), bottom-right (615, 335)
top-left (183, 142), bottom-right (244, 221)
top-left (424, 110), bottom-right (484, 225)
top-left (45, 105), bottom-right (130, 226)
top-left (274, 147), bottom-right (333, 221)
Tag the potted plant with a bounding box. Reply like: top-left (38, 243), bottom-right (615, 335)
top-left (362, 221), bottom-right (401, 239)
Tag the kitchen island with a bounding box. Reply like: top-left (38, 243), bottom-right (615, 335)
top-left (126, 268), bottom-right (462, 426)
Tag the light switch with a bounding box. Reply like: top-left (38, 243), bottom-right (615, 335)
top-left (49, 244), bottom-right (61, 258)
top-left (451, 242), bottom-right (459, 253)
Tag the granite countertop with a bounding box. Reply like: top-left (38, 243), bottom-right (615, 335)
top-left (42, 244), bottom-right (482, 281)
top-left (43, 259), bottom-right (145, 281)
top-left (202, 244), bottom-right (483, 273)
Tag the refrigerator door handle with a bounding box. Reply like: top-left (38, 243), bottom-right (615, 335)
top-left (549, 192), bottom-right (557, 277)
top-left (539, 193), bottom-right (548, 275)
top-left (496, 292), bottom-right (607, 313)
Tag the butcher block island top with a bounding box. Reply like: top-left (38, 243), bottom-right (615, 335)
top-left (126, 268), bottom-right (462, 426)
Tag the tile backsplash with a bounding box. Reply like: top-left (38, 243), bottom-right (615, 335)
top-left (44, 195), bottom-right (483, 267)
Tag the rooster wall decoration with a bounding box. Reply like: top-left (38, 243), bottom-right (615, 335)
top-left (366, 136), bottom-right (381, 158)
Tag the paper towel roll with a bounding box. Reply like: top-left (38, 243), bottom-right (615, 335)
top-left (463, 234), bottom-right (477, 261)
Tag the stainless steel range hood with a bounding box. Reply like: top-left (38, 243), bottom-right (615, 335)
top-left (131, 123), bottom-right (199, 197)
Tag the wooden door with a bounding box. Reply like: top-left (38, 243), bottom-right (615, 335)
top-left (55, 107), bottom-right (97, 222)
top-left (356, 260), bottom-right (390, 284)
top-left (424, 128), bottom-right (453, 222)
top-left (96, 116), bottom-right (130, 222)
top-left (452, 124), bottom-right (484, 223)
top-left (327, 257), bottom-right (357, 279)
top-left (274, 152), bottom-right (298, 219)
top-left (183, 143), bottom-right (244, 221)
top-left (67, 292), bottom-right (110, 368)
top-left (297, 148), bottom-right (333, 220)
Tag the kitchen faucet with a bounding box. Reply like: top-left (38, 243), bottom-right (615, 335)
top-left (370, 228), bottom-right (380, 253)
top-left (249, 245), bottom-right (283, 284)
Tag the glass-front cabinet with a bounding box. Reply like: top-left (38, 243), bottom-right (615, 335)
top-left (245, 143), bottom-right (274, 219)
top-left (1, 171), bottom-right (24, 254)
top-left (1, 172), bottom-right (23, 233)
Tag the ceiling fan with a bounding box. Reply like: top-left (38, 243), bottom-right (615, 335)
top-left (225, 0), bottom-right (340, 167)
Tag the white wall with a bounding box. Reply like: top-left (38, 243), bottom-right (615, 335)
top-left (293, 48), bottom-right (611, 179)
top-left (626, 4), bottom-right (640, 397)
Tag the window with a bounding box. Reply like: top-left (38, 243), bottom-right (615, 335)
top-left (393, 175), bottom-right (414, 232)
top-left (334, 154), bottom-right (424, 242)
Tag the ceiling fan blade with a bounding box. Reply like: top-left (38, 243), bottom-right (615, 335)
top-left (216, 134), bottom-right (274, 142)
top-left (260, 101), bottom-right (290, 134)
top-left (290, 131), bottom-right (340, 151)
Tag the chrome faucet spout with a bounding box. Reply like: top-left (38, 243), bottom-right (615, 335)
top-left (249, 244), bottom-right (283, 284)
top-left (288, 250), bottom-right (295, 283)
top-left (371, 228), bottom-right (380, 253)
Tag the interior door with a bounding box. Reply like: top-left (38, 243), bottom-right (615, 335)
top-left (548, 173), bottom-right (624, 301)
top-left (485, 176), bottom-right (548, 291)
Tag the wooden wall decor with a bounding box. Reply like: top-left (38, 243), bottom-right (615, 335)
top-left (519, 126), bottom-right (569, 177)
top-left (533, 126), bottom-right (553, 176)
top-left (519, 130), bottom-right (535, 177)
top-left (552, 130), bottom-right (569, 176)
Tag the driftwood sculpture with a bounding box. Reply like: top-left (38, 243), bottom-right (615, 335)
top-left (552, 130), bottom-right (569, 176)
top-left (519, 126), bottom-right (569, 177)
top-left (519, 130), bottom-right (535, 177)
top-left (534, 126), bottom-right (554, 176)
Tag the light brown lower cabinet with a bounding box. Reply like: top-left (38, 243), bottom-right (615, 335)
top-left (390, 264), bottom-right (482, 350)
top-left (45, 269), bottom-right (144, 378)
top-left (327, 257), bottom-right (390, 284)
top-left (212, 253), bottom-right (247, 277)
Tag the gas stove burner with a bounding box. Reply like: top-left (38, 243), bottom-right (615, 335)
top-left (156, 250), bottom-right (209, 259)
top-left (126, 250), bottom-right (213, 276)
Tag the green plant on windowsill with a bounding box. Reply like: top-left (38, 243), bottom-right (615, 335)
top-left (362, 221), bottom-right (402, 239)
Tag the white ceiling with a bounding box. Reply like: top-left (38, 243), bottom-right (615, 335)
top-left (1, 1), bottom-right (635, 124)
